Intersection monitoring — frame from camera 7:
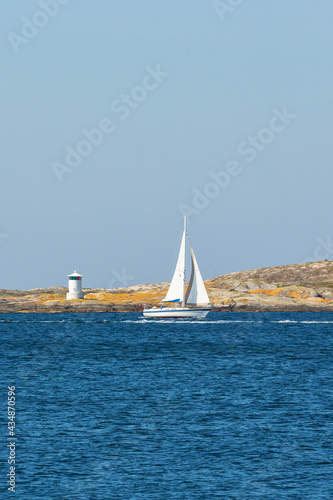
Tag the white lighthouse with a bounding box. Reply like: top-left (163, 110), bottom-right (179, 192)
top-left (66, 270), bottom-right (84, 300)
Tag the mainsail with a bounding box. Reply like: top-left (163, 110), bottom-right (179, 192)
top-left (162, 223), bottom-right (186, 304)
top-left (185, 240), bottom-right (211, 306)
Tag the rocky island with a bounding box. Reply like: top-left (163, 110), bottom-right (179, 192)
top-left (1, 261), bottom-right (333, 313)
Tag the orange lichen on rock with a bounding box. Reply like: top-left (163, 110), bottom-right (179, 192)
top-left (248, 289), bottom-right (281, 296)
top-left (84, 293), bottom-right (116, 301)
top-left (306, 297), bottom-right (330, 303)
top-left (84, 289), bottom-right (166, 305)
top-left (37, 294), bottom-right (67, 303)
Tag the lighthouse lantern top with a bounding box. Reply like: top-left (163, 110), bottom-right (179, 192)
top-left (68, 270), bottom-right (83, 280)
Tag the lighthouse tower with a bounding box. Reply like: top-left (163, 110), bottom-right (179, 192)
top-left (66, 271), bottom-right (84, 300)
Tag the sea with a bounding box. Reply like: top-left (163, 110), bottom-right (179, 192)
top-left (1, 312), bottom-right (332, 500)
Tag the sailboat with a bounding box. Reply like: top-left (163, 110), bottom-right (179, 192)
top-left (142, 215), bottom-right (212, 319)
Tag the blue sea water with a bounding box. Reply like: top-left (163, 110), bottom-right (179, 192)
top-left (0, 312), bottom-right (333, 499)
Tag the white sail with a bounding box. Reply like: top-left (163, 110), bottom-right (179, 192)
top-left (162, 223), bottom-right (186, 304)
top-left (185, 240), bottom-right (210, 306)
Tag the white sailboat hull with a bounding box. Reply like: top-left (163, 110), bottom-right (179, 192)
top-left (142, 307), bottom-right (211, 319)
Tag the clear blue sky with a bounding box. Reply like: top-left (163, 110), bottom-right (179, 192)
top-left (1, 1), bottom-right (333, 290)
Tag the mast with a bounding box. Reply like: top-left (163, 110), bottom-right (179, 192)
top-left (182, 213), bottom-right (187, 306)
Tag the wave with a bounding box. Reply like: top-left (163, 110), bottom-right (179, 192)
top-left (272, 320), bottom-right (333, 324)
top-left (1, 318), bottom-right (333, 325)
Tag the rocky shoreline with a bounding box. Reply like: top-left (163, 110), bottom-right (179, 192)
top-left (1, 261), bottom-right (333, 313)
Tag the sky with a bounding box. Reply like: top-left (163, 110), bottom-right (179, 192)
top-left (1, 0), bottom-right (333, 290)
